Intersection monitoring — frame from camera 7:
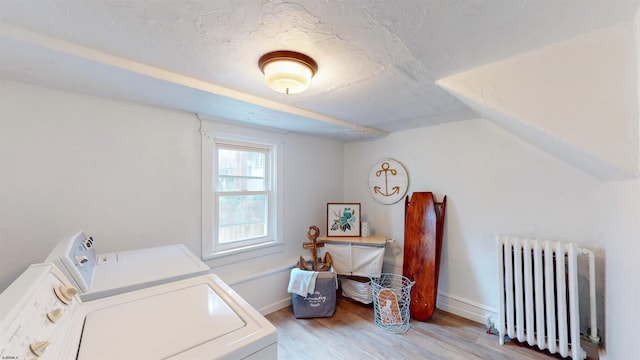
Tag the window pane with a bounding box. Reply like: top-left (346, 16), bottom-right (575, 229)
top-left (218, 194), bottom-right (267, 243)
top-left (218, 148), bottom-right (265, 191)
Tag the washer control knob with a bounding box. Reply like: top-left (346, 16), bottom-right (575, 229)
top-left (46, 308), bottom-right (64, 322)
top-left (29, 340), bottom-right (51, 356)
top-left (75, 255), bottom-right (89, 266)
top-left (82, 236), bottom-right (94, 249)
top-left (54, 285), bottom-right (78, 304)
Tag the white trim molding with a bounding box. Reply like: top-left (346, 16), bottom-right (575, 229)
top-left (199, 115), bottom-right (285, 261)
top-left (436, 291), bottom-right (498, 325)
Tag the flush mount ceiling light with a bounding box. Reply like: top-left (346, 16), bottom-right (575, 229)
top-left (258, 50), bottom-right (318, 95)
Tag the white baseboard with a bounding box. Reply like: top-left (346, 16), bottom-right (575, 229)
top-left (260, 291), bottom-right (498, 321)
top-left (250, 260), bottom-right (500, 322)
top-left (261, 296), bottom-right (291, 315)
top-left (436, 291), bottom-right (498, 325)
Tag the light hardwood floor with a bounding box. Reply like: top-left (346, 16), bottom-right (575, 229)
top-left (266, 296), bottom-right (564, 360)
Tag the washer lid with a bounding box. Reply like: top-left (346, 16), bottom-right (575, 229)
top-left (87, 244), bottom-right (210, 299)
top-left (78, 283), bottom-right (245, 359)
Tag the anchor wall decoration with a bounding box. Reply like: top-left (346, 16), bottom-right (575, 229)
top-left (368, 158), bottom-right (409, 205)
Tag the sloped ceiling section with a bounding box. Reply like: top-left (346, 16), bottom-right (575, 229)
top-left (438, 23), bottom-right (640, 180)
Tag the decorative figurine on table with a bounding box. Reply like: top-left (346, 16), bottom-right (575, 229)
top-left (298, 225), bottom-right (333, 271)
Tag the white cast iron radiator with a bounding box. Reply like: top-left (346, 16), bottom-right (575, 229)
top-left (496, 235), bottom-right (599, 359)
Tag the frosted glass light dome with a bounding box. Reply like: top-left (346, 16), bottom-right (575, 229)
top-left (259, 51), bottom-right (317, 95)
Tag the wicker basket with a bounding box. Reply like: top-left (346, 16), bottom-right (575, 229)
top-left (341, 277), bottom-right (373, 304)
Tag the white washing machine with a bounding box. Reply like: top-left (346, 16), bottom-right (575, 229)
top-left (45, 231), bottom-right (210, 300)
top-left (0, 262), bottom-right (277, 359)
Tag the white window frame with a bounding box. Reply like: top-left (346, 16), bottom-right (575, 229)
top-left (200, 118), bottom-right (284, 263)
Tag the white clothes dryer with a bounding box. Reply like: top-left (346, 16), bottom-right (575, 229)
top-left (45, 231), bottom-right (210, 300)
top-left (0, 262), bottom-right (277, 360)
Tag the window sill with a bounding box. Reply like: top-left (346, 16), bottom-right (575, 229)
top-left (203, 241), bottom-right (284, 268)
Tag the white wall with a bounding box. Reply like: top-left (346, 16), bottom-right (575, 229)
top-left (600, 8), bottom-right (640, 359)
top-left (0, 80), bottom-right (345, 313)
top-left (0, 81), bottom-right (202, 288)
top-left (345, 119), bottom-right (606, 321)
top-left (600, 179), bottom-right (640, 359)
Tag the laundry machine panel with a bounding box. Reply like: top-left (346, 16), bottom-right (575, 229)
top-left (45, 231), bottom-right (210, 300)
top-left (1, 263), bottom-right (277, 360)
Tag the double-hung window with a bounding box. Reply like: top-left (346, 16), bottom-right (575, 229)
top-left (215, 143), bottom-right (270, 250)
top-left (201, 119), bottom-right (283, 261)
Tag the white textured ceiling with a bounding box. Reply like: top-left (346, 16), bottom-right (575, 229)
top-left (1, 0), bottom-right (638, 140)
